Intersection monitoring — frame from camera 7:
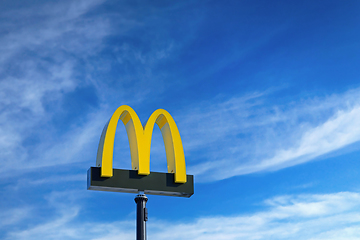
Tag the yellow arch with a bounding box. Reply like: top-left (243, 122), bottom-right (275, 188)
top-left (96, 105), bottom-right (187, 183)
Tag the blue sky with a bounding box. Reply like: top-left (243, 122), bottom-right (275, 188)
top-left (1, 0), bottom-right (360, 239)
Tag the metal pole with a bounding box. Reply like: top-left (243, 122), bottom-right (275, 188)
top-left (135, 193), bottom-right (148, 240)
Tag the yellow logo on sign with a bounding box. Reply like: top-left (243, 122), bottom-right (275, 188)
top-left (96, 105), bottom-right (187, 183)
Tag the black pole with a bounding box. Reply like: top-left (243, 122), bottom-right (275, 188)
top-left (135, 193), bottom-right (148, 240)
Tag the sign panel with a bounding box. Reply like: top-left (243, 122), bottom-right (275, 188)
top-left (88, 167), bottom-right (194, 197)
top-left (87, 105), bottom-right (194, 197)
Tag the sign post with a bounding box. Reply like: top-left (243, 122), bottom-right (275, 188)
top-left (135, 193), bottom-right (148, 240)
top-left (87, 105), bottom-right (194, 239)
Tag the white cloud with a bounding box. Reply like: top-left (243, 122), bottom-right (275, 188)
top-left (145, 192), bottom-right (360, 240)
top-left (247, 105), bottom-right (360, 172)
top-left (0, 107), bottom-right (111, 177)
top-left (0, 207), bottom-right (32, 228)
top-left (0, 0), bottom-right (108, 115)
top-left (0, 0), bottom-right (107, 63)
top-left (5, 191), bottom-right (360, 240)
top-left (0, 0), bottom-right (111, 175)
top-left (182, 88), bottom-right (360, 181)
top-left (0, 0), bottom-right (192, 177)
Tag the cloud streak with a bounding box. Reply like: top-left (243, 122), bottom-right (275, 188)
top-left (5, 191), bottom-right (360, 240)
top-left (182, 88), bottom-right (360, 181)
top-left (0, 0), bottom-right (198, 177)
top-left (0, 0), bottom-right (112, 176)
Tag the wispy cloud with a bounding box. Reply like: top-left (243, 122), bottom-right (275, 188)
top-left (3, 188), bottom-right (134, 240)
top-left (181, 88), bottom-right (360, 181)
top-left (238, 105), bottom-right (360, 173)
top-left (0, 0), bottom-right (110, 174)
top-left (0, 207), bottom-right (32, 228)
top-left (5, 191), bottom-right (360, 240)
top-left (148, 193), bottom-right (360, 240)
top-left (0, 0), bottom-right (199, 177)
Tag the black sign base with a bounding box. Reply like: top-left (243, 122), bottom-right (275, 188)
top-left (87, 167), bottom-right (194, 197)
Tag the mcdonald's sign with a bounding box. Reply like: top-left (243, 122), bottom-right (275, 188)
top-left (87, 105), bottom-right (194, 197)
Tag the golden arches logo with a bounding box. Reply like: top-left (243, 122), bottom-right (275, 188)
top-left (96, 105), bottom-right (187, 183)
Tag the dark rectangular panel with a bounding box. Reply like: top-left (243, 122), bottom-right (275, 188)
top-left (87, 167), bottom-right (194, 197)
